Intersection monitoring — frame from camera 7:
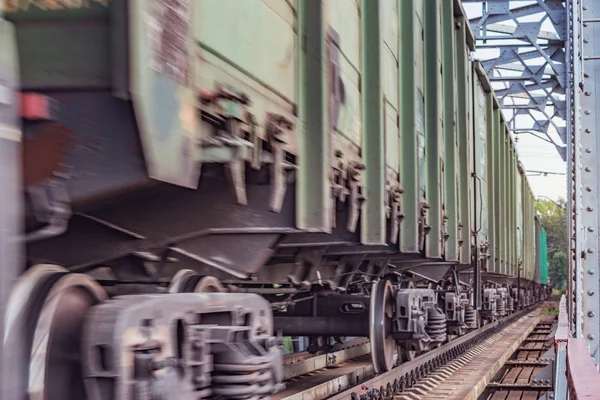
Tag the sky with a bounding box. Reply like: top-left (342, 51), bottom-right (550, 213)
top-left (462, 2), bottom-right (568, 202)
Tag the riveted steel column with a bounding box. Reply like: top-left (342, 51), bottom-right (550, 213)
top-left (297, 0), bottom-right (331, 231)
top-left (424, 0), bottom-right (442, 259)
top-left (579, 0), bottom-right (600, 363)
top-left (360, 0), bottom-right (385, 245)
top-left (567, 0), bottom-right (583, 338)
top-left (399, 0), bottom-right (419, 253)
top-left (0, 11), bottom-right (24, 399)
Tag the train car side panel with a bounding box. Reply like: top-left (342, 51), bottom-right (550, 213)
top-left (441, 0), bottom-right (458, 261)
top-left (423, 0), bottom-right (443, 259)
top-left (361, 0), bottom-right (386, 244)
top-left (473, 74), bottom-right (489, 253)
top-left (297, 0), bottom-right (330, 231)
top-left (455, 15), bottom-right (474, 264)
top-left (399, 0), bottom-right (420, 253)
top-left (541, 227), bottom-right (548, 285)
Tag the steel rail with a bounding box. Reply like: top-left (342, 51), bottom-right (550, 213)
top-left (276, 306), bottom-right (538, 400)
top-left (329, 306), bottom-right (539, 400)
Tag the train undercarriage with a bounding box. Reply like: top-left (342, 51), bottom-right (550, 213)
top-left (5, 256), bottom-right (547, 399)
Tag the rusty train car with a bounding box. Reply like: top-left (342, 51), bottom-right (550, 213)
top-left (0, 0), bottom-right (548, 399)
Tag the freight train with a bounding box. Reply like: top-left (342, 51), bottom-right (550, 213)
top-left (0, 0), bottom-right (549, 399)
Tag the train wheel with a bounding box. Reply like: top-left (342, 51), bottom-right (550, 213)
top-left (168, 269), bottom-right (225, 293)
top-left (4, 264), bottom-right (107, 400)
top-left (370, 279), bottom-right (396, 373)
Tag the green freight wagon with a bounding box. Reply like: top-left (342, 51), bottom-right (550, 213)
top-left (0, 1), bottom-right (551, 397)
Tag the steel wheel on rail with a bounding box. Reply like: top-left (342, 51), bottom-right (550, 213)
top-left (370, 278), bottom-right (397, 373)
top-left (4, 264), bottom-right (107, 400)
top-left (168, 269), bottom-right (225, 293)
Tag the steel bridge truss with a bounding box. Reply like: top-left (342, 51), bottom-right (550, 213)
top-left (465, 0), bottom-right (568, 160)
top-left (464, 0), bottom-right (600, 365)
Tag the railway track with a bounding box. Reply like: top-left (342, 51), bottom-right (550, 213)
top-left (275, 305), bottom-right (546, 400)
top-left (480, 318), bottom-right (556, 399)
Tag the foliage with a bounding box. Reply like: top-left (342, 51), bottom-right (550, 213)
top-left (535, 198), bottom-right (567, 289)
top-left (549, 251), bottom-right (567, 290)
top-left (535, 198), bottom-right (568, 256)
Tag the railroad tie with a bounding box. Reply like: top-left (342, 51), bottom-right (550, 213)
top-left (395, 312), bottom-right (541, 400)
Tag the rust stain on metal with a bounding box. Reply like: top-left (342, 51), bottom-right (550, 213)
top-left (149, 0), bottom-right (191, 85)
top-left (22, 122), bottom-right (74, 185)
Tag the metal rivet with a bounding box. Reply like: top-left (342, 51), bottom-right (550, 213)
top-left (585, 73), bottom-right (590, 78)
top-left (584, 38), bottom-right (590, 43)
top-left (588, 248), bottom-right (594, 254)
top-left (589, 334), bottom-right (596, 341)
top-left (588, 227), bottom-right (595, 232)
top-left (588, 269), bottom-right (596, 275)
top-left (589, 311), bottom-right (596, 317)
top-left (586, 91), bottom-right (592, 96)
top-left (584, 5), bottom-right (588, 10)
top-left (586, 148), bottom-right (592, 153)
top-left (588, 289), bottom-right (595, 296)
top-left (586, 128), bottom-right (591, 133)
top-left (587, 207), bottom-right (594, 211)
top-left (587, 187), bottom-right (592, 192)
top-left (586, 167), bottom-right (592, 172)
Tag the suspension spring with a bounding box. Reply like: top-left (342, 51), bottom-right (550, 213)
top-left (497, 298), bottom-right (506, 317)
top-left (426, 307), bottom-right (447, 342)
top-left (507, 297), bottom-right (514, 313)
top-left (464, 305), bottom-right (477, 329)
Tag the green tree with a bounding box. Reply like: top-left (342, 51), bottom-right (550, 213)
top-left (549, 251), bottom-right (567, 290)
top-left (535, 198), bottom-right (568, 256)
top-left (535, 198), bottom-right (568, 289)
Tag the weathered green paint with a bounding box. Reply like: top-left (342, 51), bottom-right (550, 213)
top-left (423, 0), bottom-right (442, 259)
top-left (455, 18), bottom-right (472, 263)
top-left (500, 124), bottom-right (506, 274)
top-left (3, 0), bottom-right (109, 20)
top-left (541, 226), bottom-right (548, 285)
top-left (516, 163), bottom-right (523, 263)
top-left (441, 0), bottom-right (457, 261)
top-left (325, 0), bottom-right (362, 147)
top-left (297, 0), bottom-right (330, 231)
top-left (360, 0), bottom-right (385, 245)
top-left (399, 0), bottom-right (419, 253)
top-left (520, 169), bottom-right (536, 280)
top-left (492, 106), bottom-right (502, 273)
top-left (485, 91), bottom-right (495, 271)
top-left (473, 80), bottom-right (488, 244)
top-left (382, 0), bottom-right (399, 174)
top-left (6, 3), bottom-right (110, 89)
top-left (511, 149), bottom-right (517, 274)
top-left (129, 0), bottom-right (199, 188)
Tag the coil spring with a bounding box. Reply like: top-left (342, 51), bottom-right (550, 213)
top-left (464, 305), bottom-right (477, 329)
top-left (211, 341), bottom-right (276, 399)
top-left (507, 296), bottom-right (514, 313)
top-left (496, 298), bottom-right (506, 317)
top-left (426, 307), bottom-right (447, 342)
